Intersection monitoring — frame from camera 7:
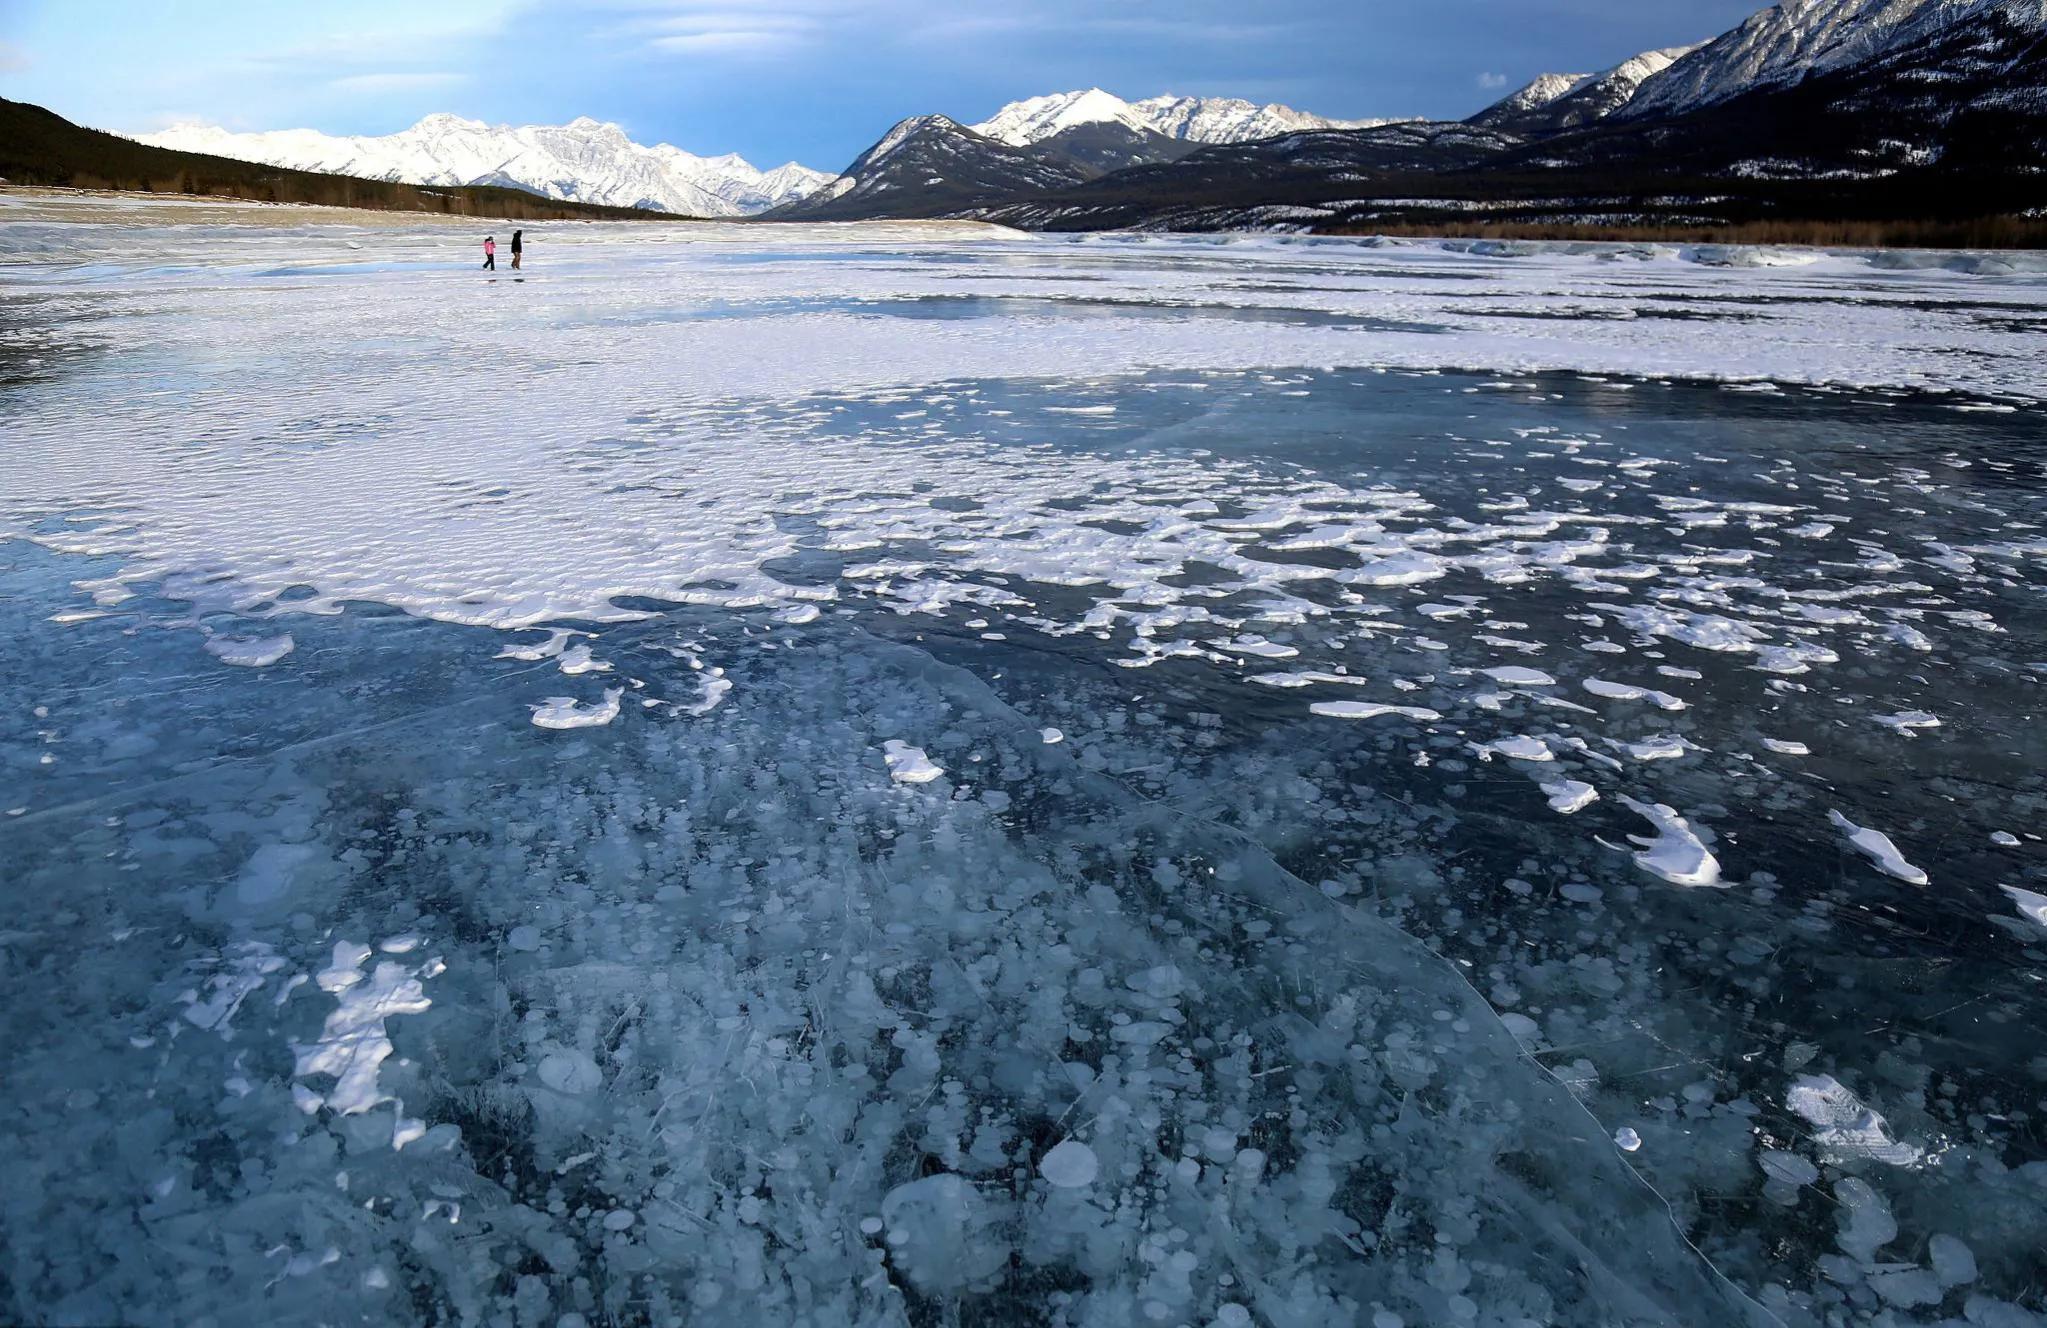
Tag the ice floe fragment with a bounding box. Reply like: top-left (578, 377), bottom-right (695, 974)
top-left (1617, 796), bottom-right (1723, 887)
top-left (204, 633), bottom-right (295, 667)
top-left (1871, 710), bottom-right (1940, 736)
top-left (1311, 701), bottom-right (1441, 722)
top-left (1582, 678), bottom-right (1686, 711)
top-left (1475, 735), bottom-right (1552, 762)
top-left (1827, 810), bottom-right (1928, 885)
top-left (1480, 666), bottom-right (1555, 686)
top-left (530, 688), bottom-right (623, 729)
top-left (1540, 779), bottom-right (1598, 814)
top-left (1999, 884), bottom-right (2047, 936)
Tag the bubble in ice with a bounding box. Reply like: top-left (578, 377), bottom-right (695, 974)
top-left (1038, 1139), bottom-right (1099, 1188)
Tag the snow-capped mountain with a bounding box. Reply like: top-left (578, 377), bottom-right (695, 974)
top-left (1471, 46), bottom-right (1702, 134)
top-left (136, 114), bottom-right (835, 217)
top-left (772, 114), bottom-right (1105, 222)
top-left (1473, 73), bottom-right (1597, 125)
top-left (780, 0), bottom-right (2047, 235)
top-left (1621, 0), bottom-right (2044, 119)
top-left (969, 90), bottom-right (1402, 148)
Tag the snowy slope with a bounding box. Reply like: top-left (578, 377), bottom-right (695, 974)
top-left (774, 115), bottom-right (1093, 221)
top-left (137, 114), bottom-right (835, 217)
top-left (1475, 73), bottom-right (1597, 124)
top-left (969, 89), bottom-right (1402, 147)
top-left (1624, 0), bottom-right (2045, 118)
top-left (1472, 46), bottom-right (1703, 132)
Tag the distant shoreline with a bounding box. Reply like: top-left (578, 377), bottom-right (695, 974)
top-left (1317, 216), bottom-right (2047, 252)
top-left (8, 186), bottom-right (2046, 257)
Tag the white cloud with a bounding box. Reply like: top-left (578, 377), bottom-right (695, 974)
top-left (629, 5), bottom-right (823, 54)
top-left (1477, 72), bottom-right (1509, 90)
top-left (0, 40), bottom-right (30, 74)
top-left (650, 29), bottom-right (794, 51)
top-left (328, 72), bottom-right (471, 95)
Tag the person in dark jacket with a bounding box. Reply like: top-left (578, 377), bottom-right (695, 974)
top-left (482, 235), bottom-right (496, 270)
top-left (510, 230), bottom-right (523, 270)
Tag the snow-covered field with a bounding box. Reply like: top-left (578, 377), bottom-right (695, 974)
top-left (3, 195), bottom-right (2046, 1327)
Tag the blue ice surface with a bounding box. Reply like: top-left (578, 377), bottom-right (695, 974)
top-left (3, 295), bottom-right (2047, 1324)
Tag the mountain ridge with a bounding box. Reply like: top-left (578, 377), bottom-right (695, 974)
top-left (0, 97), bottom-right (668, 220)
top-left (967, 89), bottom-right (1405, 147)
top-left (137, 115), bottom-right (836, 218)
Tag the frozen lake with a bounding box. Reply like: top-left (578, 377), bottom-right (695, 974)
top-left (3, 196), bottom-right (2046, 1327)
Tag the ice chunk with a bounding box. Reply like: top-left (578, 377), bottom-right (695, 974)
top-left (530, 688), bottom-right (623, 729)
top-left (1871, 710), bottom-right (1940, 736)
top-left (1221, 635), bottom-right (1297, 659)
top-left (681, 673), bottom-right (733, 716)
top-left (1999, 885), bottom-right (2047, 935)
top-left (1541, 779), bottom-right (1598, 814)
top-left (204, 633), bottom-right (295, 667)
top-left (1827, 810), bottom-right (1928, 885)
top-left (1622, 735), bottom-right (1691, 761)
top-left (1480, 666), bottom-right (1556, 686)
top-left (1762, 738), bottom-right (1809, 755)
top-left (496, 627), bottom-right (579, 660)
top-left (1617, 796), bottom-right (1723, 887)
top-left (1475, 735), bottom-right (1553, 762)
top-left (881, 739), bottom-right (944, 783)
top-left (1040, 727), bottom-right (1064, 744)
top-left (1582, 678), bottom-right (1686, 711)
top-left (1310, 701), bottom-right (1441, 722)
top-left (1251, 670), bottom-right (1369, 689)
top-left (1614, 1127), bottom-right (1642, 1152)
top-left (555, 643), bottom-right (609, 675)
top-left (1038, 1139), bottom-right (1099, 1188)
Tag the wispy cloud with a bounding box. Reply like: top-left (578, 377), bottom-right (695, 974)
top-left (624, 4), bottom-right (826, 55)
top-left (328, 72), bottom-right (471, 95)
top-left (1477, 71), bottom-right (1509, 90)
top-left (651, 30), bottom-right (796, 52)
top-left (0, 40), bottom-right (30, 74)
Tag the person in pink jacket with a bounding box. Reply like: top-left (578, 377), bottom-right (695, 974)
top-left (482, 236), bottom-right (496, 270)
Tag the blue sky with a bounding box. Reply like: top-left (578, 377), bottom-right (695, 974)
top-left (3, 0), bottom-right (1765, 170)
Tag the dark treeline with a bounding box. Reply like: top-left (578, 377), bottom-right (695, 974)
top-left (0, 98), bottom-right (678, 222)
